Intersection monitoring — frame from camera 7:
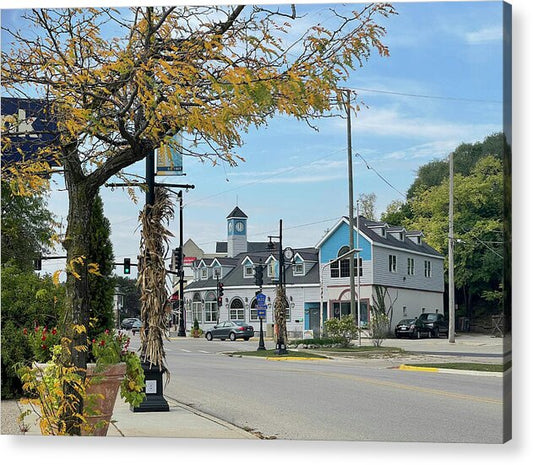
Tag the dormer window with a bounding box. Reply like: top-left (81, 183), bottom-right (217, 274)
top-left (293, 263), bottom-right (304, 276)
top-left (201, 268), bottom-right (208, 280)
top-left (244, 264), bottom-right (254, 278)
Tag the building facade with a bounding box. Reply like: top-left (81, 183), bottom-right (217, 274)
top-left (181, 208), bottom-right (444, 337)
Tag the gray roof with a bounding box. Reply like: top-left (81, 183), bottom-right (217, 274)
top-left (349, 216), bottom-right (443, 257)
top-left (185, 247), bottom-right (319, 290)
top-left (226, 206), bottom-right (248, 219)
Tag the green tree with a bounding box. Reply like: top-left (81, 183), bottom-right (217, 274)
top-left (1, 264), bottom-right (65, 398)
top-left (358, 192), bottom-right (377, 220)
top-left (114, 276), bottom-right (142, 320)
top-left (1, 181), bottom-right (56, 271)
top-left (87, 193), bottom-right (116, 340)
top-left (407, 155), bottom-right (504, 317)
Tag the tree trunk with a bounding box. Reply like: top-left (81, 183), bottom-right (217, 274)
top-left (61, 145), bottom-right (98, 435)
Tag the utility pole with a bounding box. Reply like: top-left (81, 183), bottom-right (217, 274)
top-left (448, 152), bottom-right (455, 343)
top-left (345, 89), bottom-right (356, 325)
top-left (356, 199), bottom-right (361, 347)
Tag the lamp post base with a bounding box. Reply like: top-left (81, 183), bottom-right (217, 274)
top-left (132, 362), bottom-right (170, 412)
top-left (274, 340), bottom-right (288, 355)
top-left (257, 317), bottom-right (266, 351)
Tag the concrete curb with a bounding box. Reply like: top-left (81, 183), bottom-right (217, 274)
top-left (398, 364), bottom-right (508, 377)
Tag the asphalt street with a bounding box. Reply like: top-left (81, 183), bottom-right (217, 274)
top-left (142, 333), bottom-right (509, 442)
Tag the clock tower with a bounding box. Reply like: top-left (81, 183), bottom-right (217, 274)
top-left (227, 206), bottom-right (248, 258)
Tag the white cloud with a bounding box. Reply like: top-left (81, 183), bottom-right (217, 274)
top-left (465, 26), bottom-right (502, 44)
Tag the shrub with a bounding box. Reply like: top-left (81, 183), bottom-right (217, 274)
top-left (324, 316), bottom-right (359, 347)
top-left (369, 311), bottom-right (389, 347)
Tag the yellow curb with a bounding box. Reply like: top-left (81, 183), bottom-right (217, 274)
top-left (399, 364), bottom-right (439, 372)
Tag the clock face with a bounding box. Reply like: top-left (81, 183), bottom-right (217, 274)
top-left (235, 221), bottom-right (245, 233)
top-left (283, 247), bottom-right (294, 260)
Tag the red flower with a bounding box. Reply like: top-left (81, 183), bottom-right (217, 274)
top-left (92, 339), bottom-right (96, 344)
top-left (35, 326), bottom-right (40, 333)
top-left (99, 340), bottom-right (105, 346)
top-left (41, 344), bottom-right (47, 350)
top-left (23, 328), bottom-right (28, 335)
top-left (51, 328), bottom-right (57, 335)
top-left (41, 335), bottom-right (47, 341)
top-left (105, 329), bottom-right (109, 334)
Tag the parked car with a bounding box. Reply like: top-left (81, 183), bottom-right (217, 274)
top-left (131, 320), bottom-right (142, 335)
top-left (394, 318), bottom-right (430, 339)
top-left (204, 320), bottom-right (254, 341)
top-left (121, 317), bottom-right (141, 330)
top-left (418, 313), bottom-right (449, 338)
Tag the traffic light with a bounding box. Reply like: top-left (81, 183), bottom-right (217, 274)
top-left (123, 258), bottom-right (131, 274)
top-left (254, 264), bottom-right (264, 287)
top-left (33, 257), bottom-right (42, 271)
top-left (217, 281), bottom-right (224, 307)
top-left (172, 247), bottom-right (182, 272)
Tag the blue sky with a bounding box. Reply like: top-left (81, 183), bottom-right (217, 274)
top-left (0, 1), bottom-right (512, 276)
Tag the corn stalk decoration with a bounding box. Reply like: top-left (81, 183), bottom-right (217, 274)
top-left (137, 187), bottom-right (174, 371)
top-left (273, 284), bottom-right (288, 347)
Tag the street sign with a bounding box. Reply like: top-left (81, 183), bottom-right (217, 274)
top-left (257, 308), bottom-right (266, 318)
top-left (256, 293), bottom-right (266, 306)
top-left (1, 97), bottom-right (59, 166)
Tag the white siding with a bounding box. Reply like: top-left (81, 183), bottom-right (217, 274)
top-left (372, 245), bottom-right (444, 292)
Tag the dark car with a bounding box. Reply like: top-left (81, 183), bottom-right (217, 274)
top-left (418, 313), bottom-right (449, 338)
top-left (121, 317), bottom-right (141, 330)
top-left (395, 318), bottom-right (430, 339)
top-left (205, 320), bottom-right (254, 341)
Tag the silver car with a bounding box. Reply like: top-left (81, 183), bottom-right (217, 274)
top-left (205, 320), bottom-right (254, 341)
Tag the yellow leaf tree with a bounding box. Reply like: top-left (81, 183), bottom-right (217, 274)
top-left (2, 4), bottom-right (395, 431)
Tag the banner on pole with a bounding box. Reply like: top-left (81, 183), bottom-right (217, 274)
top-left (156, 133), bottom-right (183, 176)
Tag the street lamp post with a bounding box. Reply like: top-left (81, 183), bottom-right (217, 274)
top-left (268, 219), bottom-right (289, 355)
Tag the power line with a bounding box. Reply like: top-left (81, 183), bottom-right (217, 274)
top-left (355, 152), bottom-right (407, 199)
top-left (346, 86), bottom-right (502, 105)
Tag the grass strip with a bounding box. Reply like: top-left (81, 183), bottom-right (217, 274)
top-left (229, 349), bottom-right (328, 359)
top-left (402, 361), bottom-right (512, 372)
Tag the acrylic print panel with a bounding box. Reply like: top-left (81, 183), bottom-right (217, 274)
top-left (0, 0), bottom-right (511, 449)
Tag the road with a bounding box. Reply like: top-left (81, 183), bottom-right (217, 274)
top-left (131, 335), bottom-right (509, 443)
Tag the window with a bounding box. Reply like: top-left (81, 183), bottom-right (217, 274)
top-left (293, 262), bottom-right (304, 276)
top-left (250, 299), bottom-right (258, 321)
top-left (407, 257), bottom-right (415, 275)
top-left (244, 264), bottom-right (254, 278)
top-left (424, 260), bottom-right (432, 277)
top-left (201, 268), bottom-right (208, 280)
top-left (192, 293), bottom-right (202, 323)
top-left (402, 306), bottom-right (407, 317)
top-left (389, 255), bottom-right (397, 273)
top-left (230, 298), bottom-right (245, 321)
top-left (204, 292), bottom-right (217, 323)
top-left (356, 257), bottom-right (363, 277)
top-left (331, 246), bottom-right (351, 278)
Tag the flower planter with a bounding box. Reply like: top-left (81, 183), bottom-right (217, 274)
top-left (83, 362), bottom-right (126, 436)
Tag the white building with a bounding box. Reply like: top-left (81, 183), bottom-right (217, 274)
top-left (181, 208), bottom-right (444, 337)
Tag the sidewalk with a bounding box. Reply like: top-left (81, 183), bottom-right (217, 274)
top-left (1, 396), bottom-right (257, 439)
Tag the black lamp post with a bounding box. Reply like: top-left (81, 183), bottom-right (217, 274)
top-left (268, 219), bottom-right (288, 355)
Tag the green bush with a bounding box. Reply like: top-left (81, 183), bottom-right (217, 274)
top-left (290, 336), bottom-right (345, 346)
top-left (324, 316), bottom-right (359, 347)
top-left (369, 311), bottom-right (389, 347)
top-left (1, 264), bottom-right (64, 399)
